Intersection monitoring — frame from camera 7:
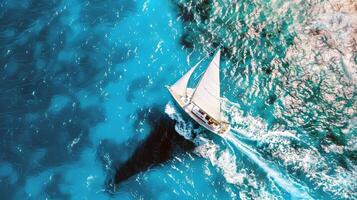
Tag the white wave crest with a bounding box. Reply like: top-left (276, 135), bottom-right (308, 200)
top-left (165, 101), bottom-right (193, 140)
top-left (194, 138), bottom-right (245, 185)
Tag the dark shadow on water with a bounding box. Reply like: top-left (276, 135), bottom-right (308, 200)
top-left (102, 106), bottom-right (195, 190)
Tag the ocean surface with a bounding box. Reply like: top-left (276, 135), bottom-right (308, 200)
top-left (0, 0), bottom-right (356, 199)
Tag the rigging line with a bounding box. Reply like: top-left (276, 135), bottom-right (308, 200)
top-left (193, 71), bottom-right (204, 81)
top-left (186, 53), bottom-right (210, 92)
top-left (192, 53), bottom-right (209, 68)
top-left (186, 52), bottom-right (210, 82)
top-left (191, 44), bottom-right (222, 85)
top-left (195, 47), bottom-right (219, 80)
top-left (186, 51), bottom-right (194, 66)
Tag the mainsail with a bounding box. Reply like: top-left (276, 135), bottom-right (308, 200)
top-left (191, 50), bottom-right (221, 121)
top-left (170, 57), bottom-right (205, 97)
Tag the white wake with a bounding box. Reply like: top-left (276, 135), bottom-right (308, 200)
top-left (165, 101), bottom-right (313, 198)
top-left (223, 133), bottom-right (311, 199)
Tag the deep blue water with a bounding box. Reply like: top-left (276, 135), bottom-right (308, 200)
top-left (0, 0), bottom-right (356, 199)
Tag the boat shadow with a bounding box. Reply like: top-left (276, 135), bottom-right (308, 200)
top-left (105, 106), bottom-right (196, 192)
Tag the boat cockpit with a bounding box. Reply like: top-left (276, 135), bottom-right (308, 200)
top-left (192, 105), bottom-right (220, 130)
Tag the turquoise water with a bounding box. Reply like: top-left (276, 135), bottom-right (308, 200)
top-left (0, 0), bottom-right (356, 199)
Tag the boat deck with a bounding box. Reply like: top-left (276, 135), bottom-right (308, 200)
top-left (168, 87), bottom-right (230, 135)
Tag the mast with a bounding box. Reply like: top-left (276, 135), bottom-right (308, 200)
top-left (191, 50), bottom-right (221, 121)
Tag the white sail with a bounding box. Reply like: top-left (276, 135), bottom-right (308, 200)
top-left (191, 50), bottom-right (221, 121)
top-left (170, 64), bottom-right (198, 97)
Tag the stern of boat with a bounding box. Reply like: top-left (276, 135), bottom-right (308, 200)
top-left (219, 122), bottom-right (231, 134)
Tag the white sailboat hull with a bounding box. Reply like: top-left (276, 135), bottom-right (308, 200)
top-left (167, 87), bottom-right (230, 135)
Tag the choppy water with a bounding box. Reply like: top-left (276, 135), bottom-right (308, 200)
top-left (0, 0), bottom-right (356, 199)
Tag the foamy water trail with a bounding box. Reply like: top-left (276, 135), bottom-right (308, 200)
top-left (165, 101), bottom-right (194, 140)
top-left (166, 101), bottom-right (311, 198)
top-left (224, 133), bottom-right (311, 199)
top-left (165, 102), bottom-right (246, 186)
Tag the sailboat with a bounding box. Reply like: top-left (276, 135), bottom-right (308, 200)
top-left (166, 50), bottom-right (230, 134)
